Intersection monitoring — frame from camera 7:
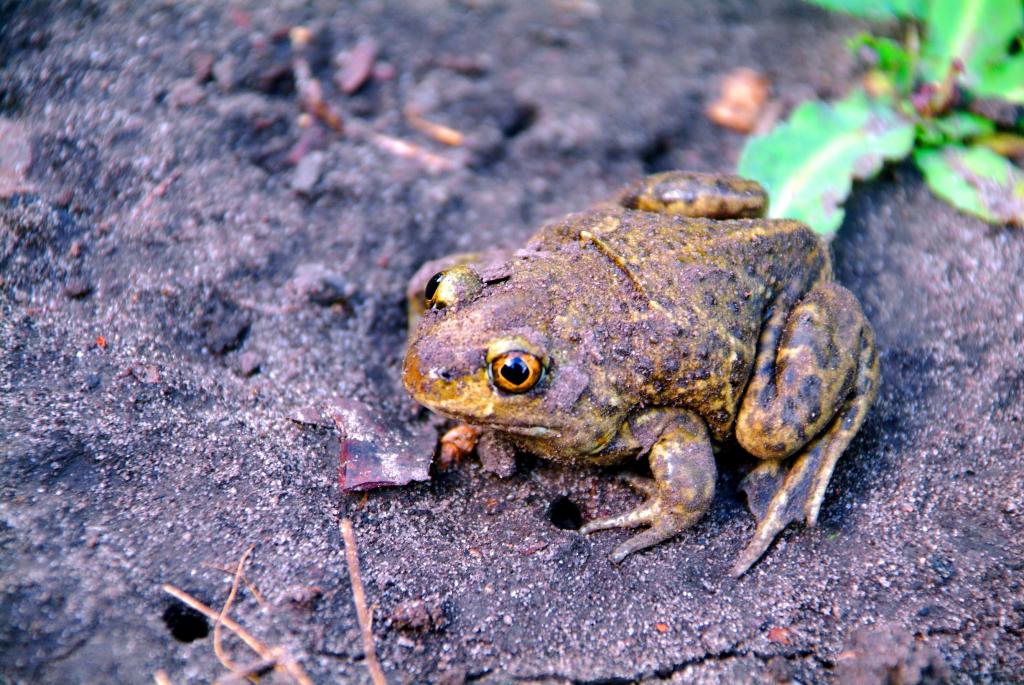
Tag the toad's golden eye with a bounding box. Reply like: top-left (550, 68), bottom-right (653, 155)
top-left (425, 266), bottom-right (483, 310)
top-left (489, 351), bottom-right (543, 393)
top-left (424, 271), bottom-right (446, 307)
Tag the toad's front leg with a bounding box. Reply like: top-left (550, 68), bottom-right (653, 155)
top-left (580, 410), bottom-right (716, 562)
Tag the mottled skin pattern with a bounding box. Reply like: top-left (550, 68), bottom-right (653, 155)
top-left (404, 172), bottom-right (879, 576)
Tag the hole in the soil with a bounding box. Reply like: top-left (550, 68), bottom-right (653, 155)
top-left (162, 601), bottom-right (210, 643)
top-left (548, 495), bottom-right (582, 530)
top-left (0, 85), bottom-right (21, 114)
top-left (501, 102), bottom-right (538, 138)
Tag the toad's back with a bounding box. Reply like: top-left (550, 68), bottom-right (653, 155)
top-left (530, 207), bottom-right (832, 437)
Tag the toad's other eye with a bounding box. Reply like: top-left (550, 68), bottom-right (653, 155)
top-left (424, 271), bottom-right (445, 307)
top-left (425, 266), bottom-right (483, 310)
top-left (489, 351), bottom-right (544, 393)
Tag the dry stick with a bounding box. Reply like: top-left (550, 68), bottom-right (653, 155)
top-left (340, 518), bottom-right (388, 685)
top-left (214, 545), bottom-right (255, 672)
top-left (161, 585), bottom-right (314, 685)
top-left (214, 656), bottom-right (279, 685)
top-left (202, 561), bottom-right (268, 607)
top-left (404, 106), bottom-right (465, 147)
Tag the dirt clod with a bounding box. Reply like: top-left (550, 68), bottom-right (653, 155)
top-left (389, 596), bottom-right (448, 633)
top-left (837, 624), bottom-right (951, 685)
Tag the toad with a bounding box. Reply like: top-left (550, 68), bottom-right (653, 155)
top-left (403, 171), bottom-right (878, 576)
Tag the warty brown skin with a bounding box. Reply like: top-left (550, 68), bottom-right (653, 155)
top-left (403, 171), bottom-right (879, 576)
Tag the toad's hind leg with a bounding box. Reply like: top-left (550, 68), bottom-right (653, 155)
top-left (616, 171), bottom-right (768, 219)
top-left (732, 283), bottom-right (879, 577)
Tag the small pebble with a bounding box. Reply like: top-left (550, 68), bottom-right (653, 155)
top-left (237, 351), bottom-right (262, 377)
top-left (63, 278), bottom-right (92, 299)
top-left (389, 597), bottom-right (448, 633)
top-left (292, 151), bottom-right (325, 195)
top-left (168, 79), bottom-right (204, 108)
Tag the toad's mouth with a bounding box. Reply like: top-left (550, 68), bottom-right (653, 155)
top-left (478, 421), bottom-right (561, 438)
top-left (430, 407), bottom-right (561, 438)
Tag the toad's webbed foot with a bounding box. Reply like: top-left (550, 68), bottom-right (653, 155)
top-left (580, 411), bottom-right (715, 563)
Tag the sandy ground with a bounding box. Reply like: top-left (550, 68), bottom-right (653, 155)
top-left (1, 1), bottom-right (1022, 683)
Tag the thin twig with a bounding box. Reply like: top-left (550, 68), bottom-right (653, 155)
top-left (163, 584), bottom-right (270, 658)
top-left (340, 518), bottom-right (388, 685)
top-left (213, 656), bottom-right (278, 684)
top-left (161, 584), bottom-right (314, 685)
top-left (214, 545), bottom-right (255, 672)
top-left (404, 106), bottom-right (465, 147)
top-left (367, 132), bottom-right (458, 173)
top-left (202, 561), bottom-right (268, 607)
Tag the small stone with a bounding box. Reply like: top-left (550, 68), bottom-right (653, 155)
top-left (292, 151), bottom-right (325, 195)
top-left (192, 52), bottom-right (215, 82)
top-left (138, 364), bottom-right (160, 384)
top-left (56, 188), bottom-right (75, 208)
top-left (286, 263), bottom-right (350, 306)
top-left (434, 667), bottom-right (467, 685)
top-left (212, 55), bottom-right (238, 90)
top-left (389, 596), bottom-right (448, 633)
top-left (237, 351), bottom-right (261, 377)
top-left (168, 79), bottom-right (204, 108)
top-left (63, 278), bottom-right (92, 299)
top-left (282, 585), bottom-right (322, 610)
top-left (477, 431), bottom-right (516, 477)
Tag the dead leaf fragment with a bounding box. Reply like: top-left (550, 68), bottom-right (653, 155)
top-left (767, 626), bottom-right (792, 644)
top-left (337, 38), bottom-right (378, 95)
top-left (329, 399), bottom-right (436, 491)
top-left (706, 68), bottom-right (771, 133)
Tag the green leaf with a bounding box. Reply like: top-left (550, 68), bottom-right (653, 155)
top-left (805, 0), bottom-right (926, 20)
top-left (914, 144), bottom-right (1024, 225)
top-left (849, 34), bottom-right (915, 94)
top-left (973, 55), bottom-right (1024, 104)
top-left (738, 91), bottom-right (915, 234)
top-left (917, 111), bottom-right (997, 145)
top-left (920, 0), bottom-right (1024, 88)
